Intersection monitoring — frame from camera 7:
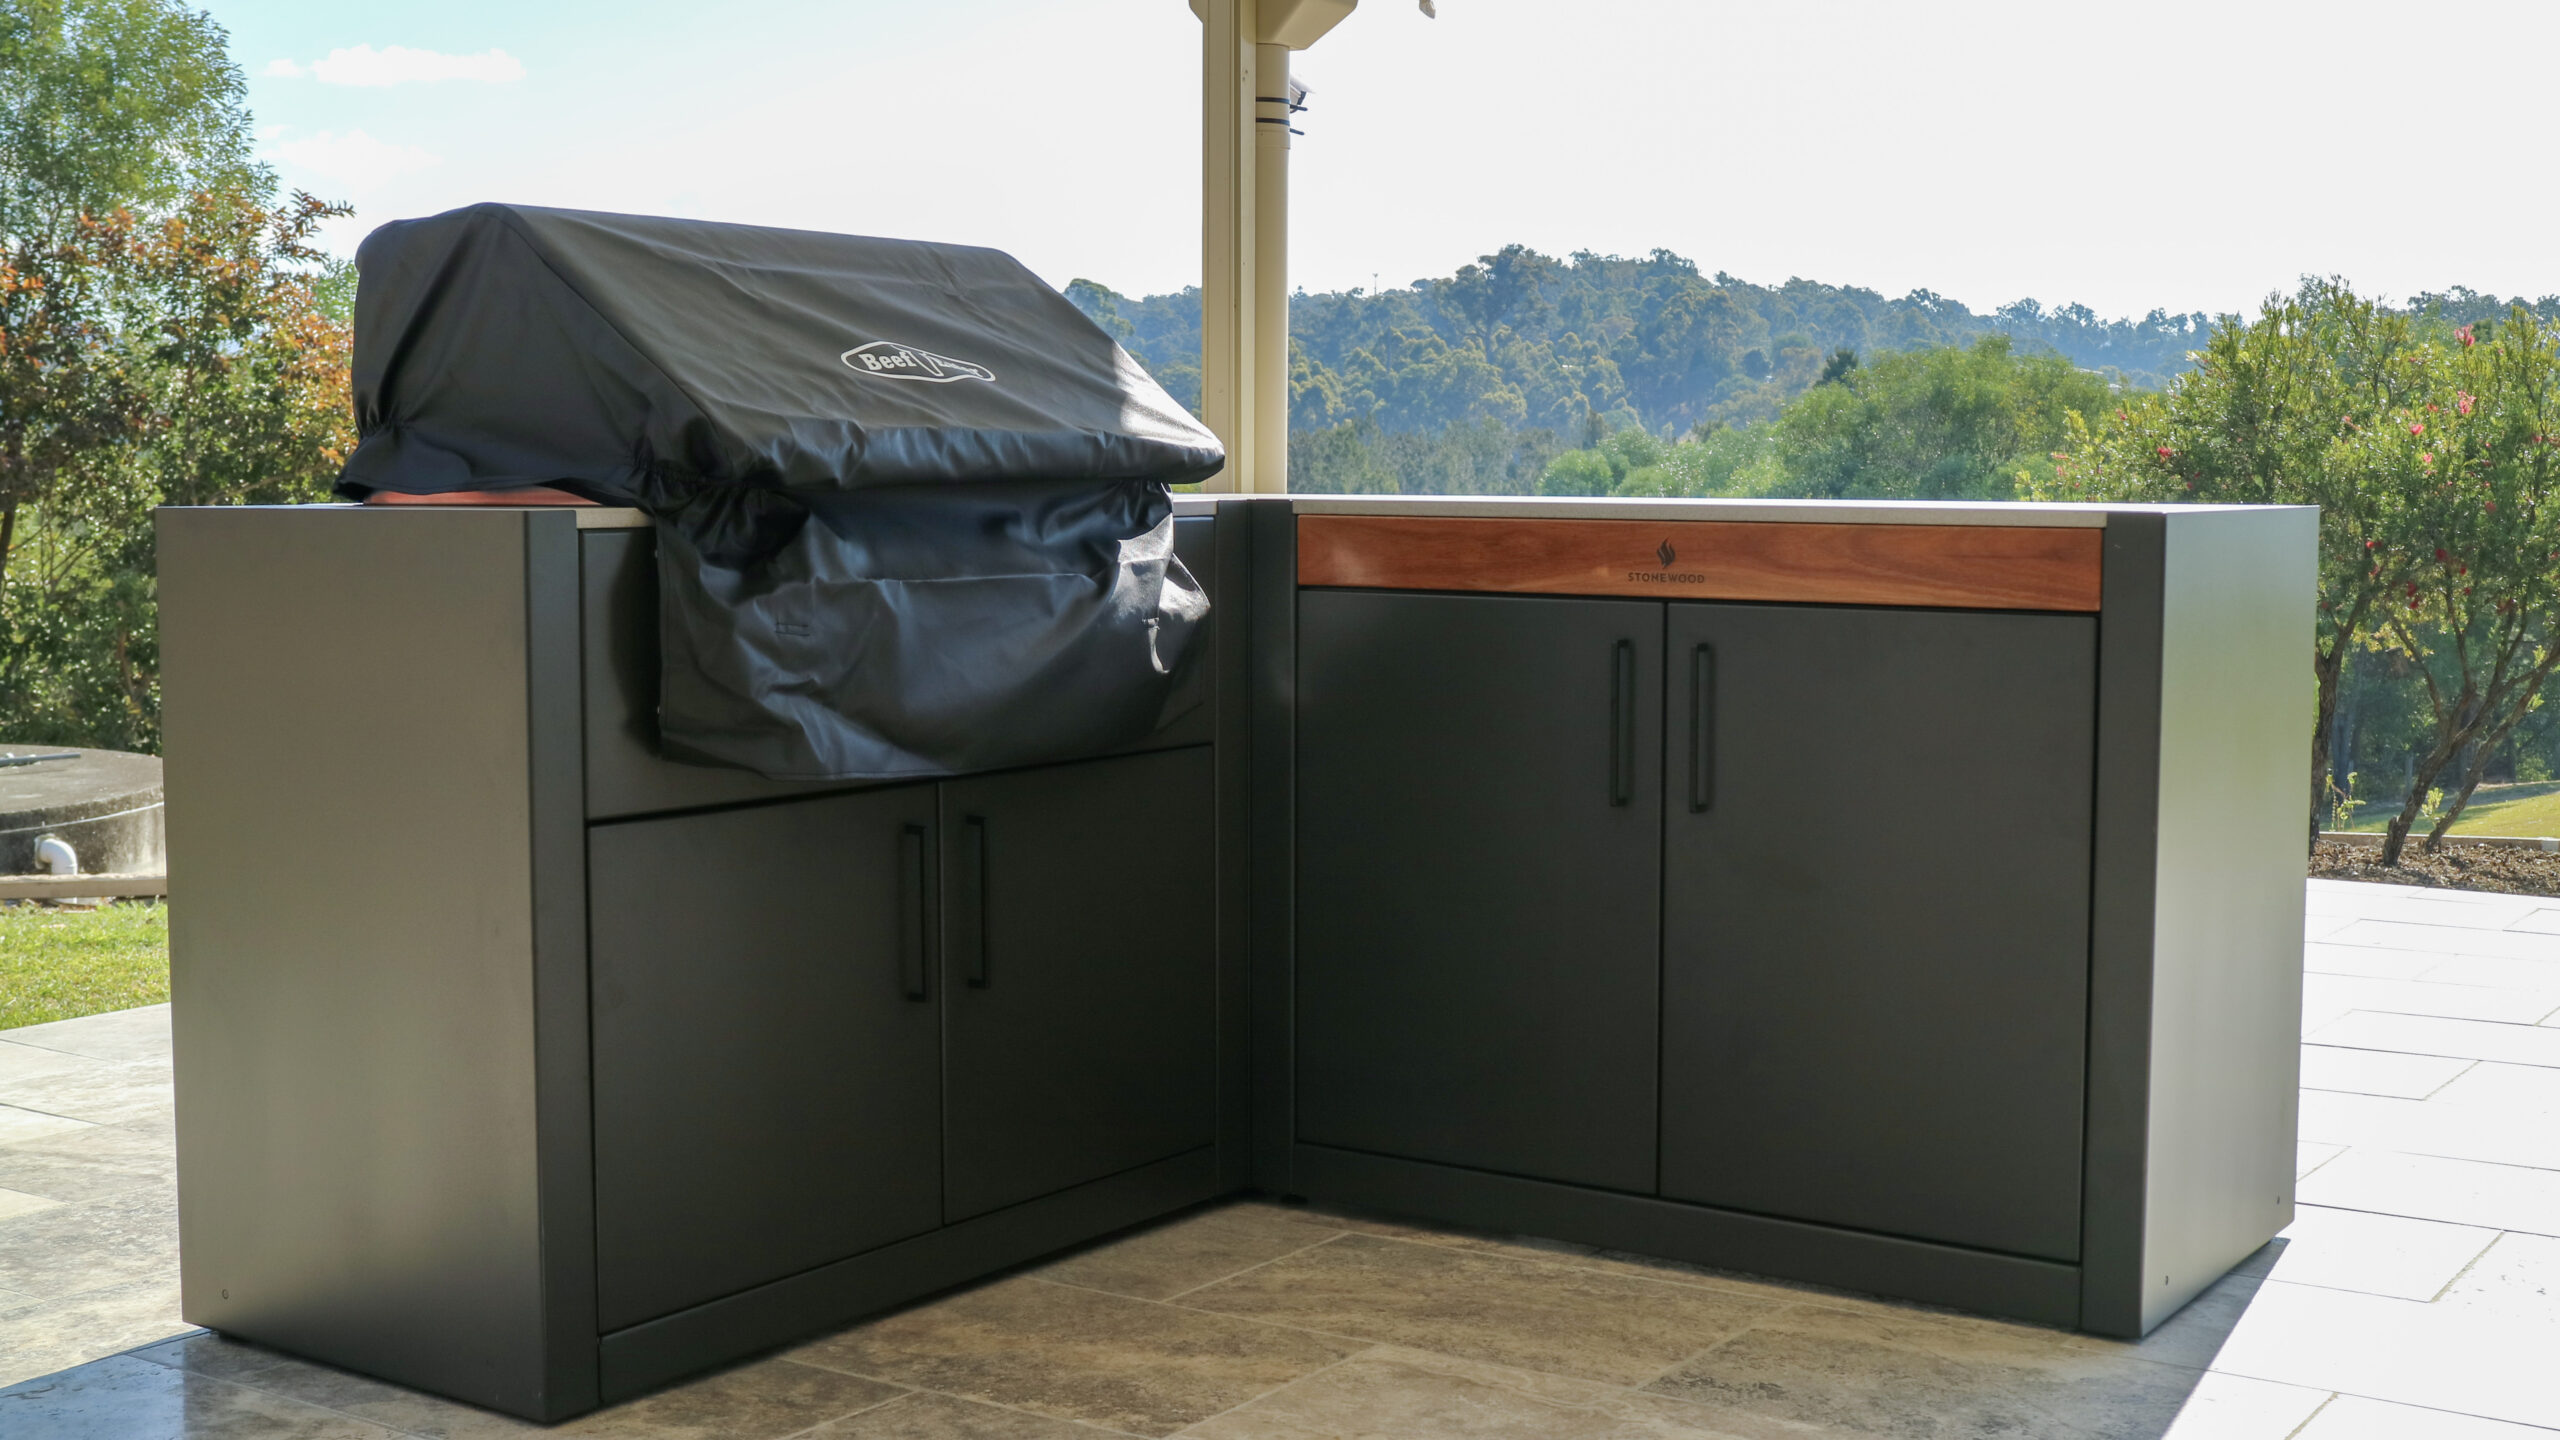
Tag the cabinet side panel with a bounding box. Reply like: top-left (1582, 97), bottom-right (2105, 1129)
top-left (160, 507), bottom-right (551, 1415)
top-left (1248, 500), bottom-right (1297, 1191)
top-left (2081, 515), bottom-right (2164, 1336)
top-left (2138, 509), bottom-right (2313, 1331)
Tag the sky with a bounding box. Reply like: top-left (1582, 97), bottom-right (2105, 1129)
top-left (206, 0), bottom-right (2560, 321)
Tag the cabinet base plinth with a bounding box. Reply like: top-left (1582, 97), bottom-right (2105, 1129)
top-left (1289, 1144), bottom-right (2083, 1330)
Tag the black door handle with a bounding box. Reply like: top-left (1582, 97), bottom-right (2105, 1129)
top-left (1689, 643), bottom-right (1715, 813)
top-left (1610, 639), bottom-right (1636, 807)
top-left (960, 815), bottom-right (990, 988)
top-left (898, 823), bottom-right (930, 1001)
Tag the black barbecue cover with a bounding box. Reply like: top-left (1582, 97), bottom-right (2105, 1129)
top-left (335, 203), bottom-right (1222, 779)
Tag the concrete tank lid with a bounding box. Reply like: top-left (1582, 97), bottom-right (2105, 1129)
top-left (0, 746), bottom-right (164, 829)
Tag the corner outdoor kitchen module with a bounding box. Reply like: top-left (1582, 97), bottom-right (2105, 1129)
top-left (151, 208), bottom-right (2313, 1425)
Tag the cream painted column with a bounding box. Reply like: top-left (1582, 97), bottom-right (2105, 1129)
top-left (1194, 0), bottom-right (1357, 493)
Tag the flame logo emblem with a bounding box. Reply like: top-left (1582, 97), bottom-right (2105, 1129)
top-left (1657, 539), bottom-right (1677, 568)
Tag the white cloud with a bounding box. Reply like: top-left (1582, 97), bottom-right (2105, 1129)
top-left (269, 130), bottom-right (442, 189)
top-left (265, 44), bottom-right (526, 87)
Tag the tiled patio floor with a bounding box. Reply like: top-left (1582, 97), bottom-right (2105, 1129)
top-left (4, 877), bottom-right (2559, 1437)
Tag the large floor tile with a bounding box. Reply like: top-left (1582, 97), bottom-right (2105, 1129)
top-left (2300, 974), bottom-right (2560, 1025)
top-left (2419, 953), bottom-right (2560, 991)
top-left (2300, 941), bottom-right (2441, 980)
top-left (560, 1357), bottom-right (908, 1440)
top-left (0, 1122), bottom-right (176, 1204)
top-left (2503, 905), bottom-right (2560, 936)
top-left (1184, 1344), bottom-right (1787, 1440)
top-left (135, 1331), bottom-right (551, 1439)
top-left (0, 1005), bottom-right (171, 1065)
top-left (2265, 1206), bottom-right (2499, 1301)
top-left (1038, 1204), bottom-right (1341, 1302)
top-left (2322, 921), bottom-right (2560, 962)
top-left (0, 1188), bottom-right (57, 1223)
top-left (2306, 1012), bottom-right (2560, 1067)
top-left (2433, 1231), bottom-right (2560, 1318)
top-left (0, 1059), bottom-right (172, 1129)
top-left (0, 1351), bottom-right (402, 1438)
top-left (2154, 1372), bottom-right (2332, 1440)
top-left (2298, 1045), bottom-right (2473, 1098)
top-left (0, 1104), bottom-right (96, 1147)
top-left (2296, 1150), bottom-right (2560, 1236)
top-left (0, 1273), bottom-right (188, 1388)
top-left (2293, 1089), bottom-right (2431, 1150)
top-left (802, 1389), bottom-right (1126, 1438)
top-left (790, 1274), bottom-right (1354, 1438)
top-left (0, 1181), bottom-right (178, 1299)
top-left (2430, 1059), bottom-right (2560, 1114)
top-left (2293, 1393), bottom-right (2560, 1438)
top-left (1645, 1302), bottom-right (2203, 1439)
top-left (1179, 1231), bottom-right (1780, 1387)
top-left (2204, 1279), bottom-right (2560, 1429)
top-left (2297, 1143), bottom-right (2346, 1181)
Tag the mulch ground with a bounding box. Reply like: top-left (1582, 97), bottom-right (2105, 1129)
top-left (2311, 838), bottom-right (2560, 898)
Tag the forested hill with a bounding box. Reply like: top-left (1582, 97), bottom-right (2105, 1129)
top-left (1067, 245), bottom-right (2218, 439)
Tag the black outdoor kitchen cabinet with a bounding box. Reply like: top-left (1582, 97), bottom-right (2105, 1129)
top-left (160, 493), bottom-right (2313, 1423)
top-left (159, 502), bottom-right (1245, 1421)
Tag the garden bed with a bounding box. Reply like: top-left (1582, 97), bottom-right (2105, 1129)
top-left (2311, 838), bottom-right (2560, 898)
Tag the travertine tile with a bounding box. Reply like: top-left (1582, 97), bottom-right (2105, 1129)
top-left (2296, 1151), bottom-right (2560, 1236)
top-left (0, 1057), bottom-right (172, 1127)
top-left (0, 1274), bottom-right (188, 1388)
top-left (560, 1357), bottom-right (907, 1440)
top-left (804, 1389), bottom-right (1135, 1438)
top-left (791, 1274), bottom-right (1353, 1437)
top-left (2298, 1045), bottom-right (2473, 1099)
top-left (0, 1187), bottom-right (57, 1223)
top-left (0, 1121), bottom-right (176, 1203)
top-left (0, 1181), bottom-right (178, 1299)
top-left (1039, 1203), bottom-right (1340, 1301)
top-left (1647, 1302), bottom-right (2201, 1438)
top-left (1180, 1232), bottom-right (1780, 1386)
top-left (1183, 1344), bottom-right (1789, 1440)
top-left (0, 1351), bottom-right (401, 1438)
top-left (0, 1005), bottom-right (171, 1064)
top-left (137, 1330), bottom-right (551, 1439)
top-left (0, 1103), bottom-right (95, 1147)
top-left (2264, 1206), bottom-right (2499, 1302)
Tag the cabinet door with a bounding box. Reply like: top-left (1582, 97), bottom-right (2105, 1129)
top-left (1660, 603), bottom-right (2094, 1259)
top-left (939, 747), bottom-right (1217, 1223)
top-left (590, 787), bottom-right (942, 1331)
top-left (1295, 590), bottom-right (1663, 1193)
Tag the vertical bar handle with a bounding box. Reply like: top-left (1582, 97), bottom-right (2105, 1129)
top-left (1610, 639), bottom-right (1636, 807)
top-left (961, 815), bottom-right (991, 989)
top-left (898, 823), bottom-right (930, 1001)
top-left (1689, 643), bottom-right (1715, 813)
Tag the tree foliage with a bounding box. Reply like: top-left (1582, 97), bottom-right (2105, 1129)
top-left (1, 0), bottom-right (351, 750)
top-left (1071, 247), bottom-right (2210, 441)
top-left (2045, 280), bottom-right (2560, 861)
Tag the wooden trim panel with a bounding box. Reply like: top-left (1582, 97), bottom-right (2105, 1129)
top-left (1297, 515), bottom-right (2103, 612)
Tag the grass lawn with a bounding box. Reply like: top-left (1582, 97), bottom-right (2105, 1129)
top-left (2338, 780), bottom-right (2560, 838)
top-left (0, 901), bottom-right (170, 1031)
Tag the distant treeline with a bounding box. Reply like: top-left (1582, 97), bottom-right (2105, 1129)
top-left (1068, 246), bottom-right (2560, 495)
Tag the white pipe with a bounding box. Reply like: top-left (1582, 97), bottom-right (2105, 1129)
top-left (34, 835), bottom-right (77, 876)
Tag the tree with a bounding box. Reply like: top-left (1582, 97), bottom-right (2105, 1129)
top-left (1771, 335), bottom-right (2112, 501)
top-left (2041, 281), bottom-right (2560, 861)
top-left (1, 0), bottom-right (351, 749)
